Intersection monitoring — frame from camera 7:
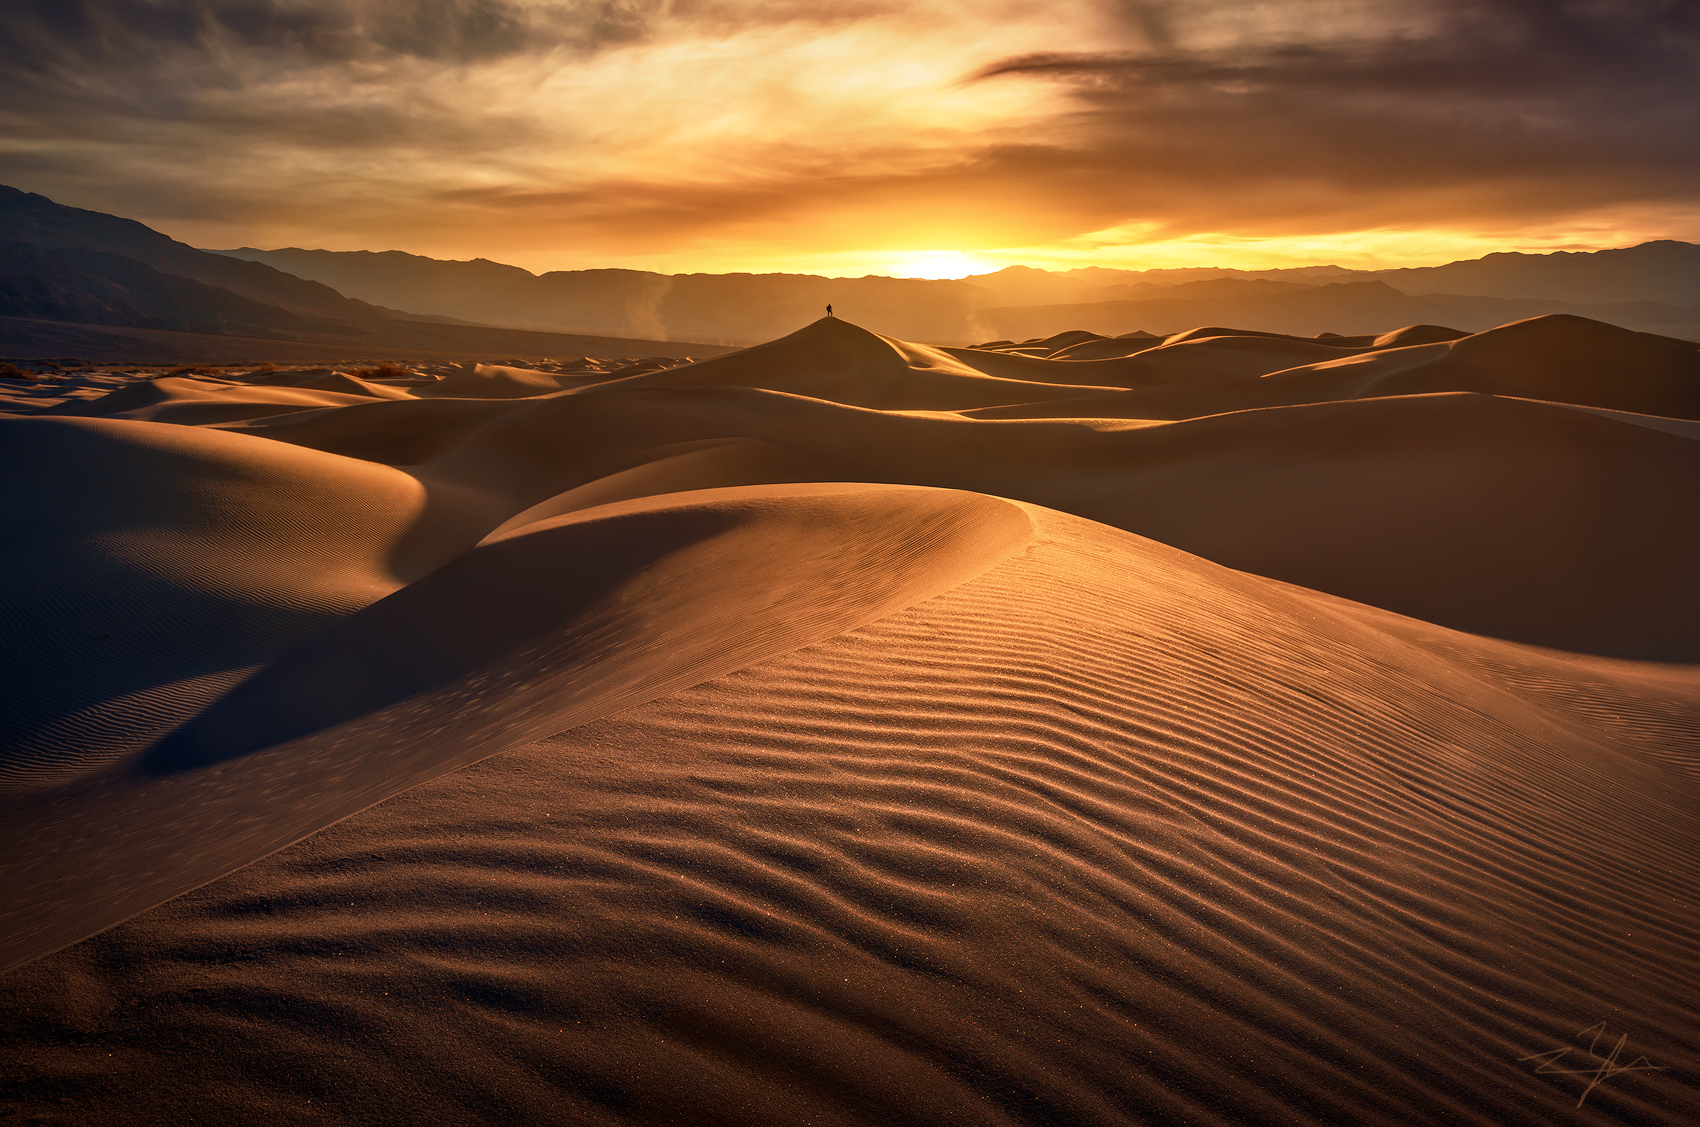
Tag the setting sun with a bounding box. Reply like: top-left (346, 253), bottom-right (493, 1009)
top-left (881, 251), bottom-right (990, 280)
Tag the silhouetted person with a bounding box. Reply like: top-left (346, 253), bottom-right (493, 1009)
top-left (826, 304), bottom-right (833, 318)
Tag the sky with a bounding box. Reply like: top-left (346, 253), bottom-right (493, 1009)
top-left (2, 0), bottom-right (1697, 278)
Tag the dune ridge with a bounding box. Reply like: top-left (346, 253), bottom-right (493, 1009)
top-left (2, 311), bottom-right (1697, 1124)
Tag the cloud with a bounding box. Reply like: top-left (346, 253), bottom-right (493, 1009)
top-left (0, 1), bottom-right (1696, 272)
top-left (968, 0), bottom-right (1700, 233)
top-left (4, 0), bottom-right (640, 70)
top-left (0, 2), bottom-right (1087, 234)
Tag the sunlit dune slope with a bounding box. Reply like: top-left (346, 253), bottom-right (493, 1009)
top-left (45, 372), bottom-right (413, 424)
top-left (2, 310), bottom-right (1698, 1125)
top-left (969, 314), bottom-right (1700, 420)
top-left (585, 316), bottom-right (1126, 408)
top-left (21, 316), bottom-right (1699, 659)
top-left (946, 331), bottom-right (1375, 386)
top-left (3, 503), bottom-right (1696, 1126)
top-left (196, 329), bottom-right (1700, 659)
top-left (419, 362), bottom-right (575, 400)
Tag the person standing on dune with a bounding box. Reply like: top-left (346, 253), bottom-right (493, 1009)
top-left (826, 304), bottom-right (833, 318)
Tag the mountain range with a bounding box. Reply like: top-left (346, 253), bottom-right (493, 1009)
top-left (217, 242), bottom-right (1700, 345)
top-left (0, 186), bottom-right (717, 362)
top-left (4, 183), bottom-right (1697, 356)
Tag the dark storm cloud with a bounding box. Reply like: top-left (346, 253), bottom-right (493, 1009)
top-left (971, 0), bottom-right (1700, 232)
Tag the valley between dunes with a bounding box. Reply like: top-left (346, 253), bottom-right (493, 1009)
top-left (2, 314), bottom-right (1697, 1126)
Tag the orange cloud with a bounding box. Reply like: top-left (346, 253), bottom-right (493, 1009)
top-left (1, 1), bottom-right (1696, 273)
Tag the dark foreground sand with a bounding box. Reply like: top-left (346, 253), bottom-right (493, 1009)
top-left (2, 315), bottom-right (1697, 1125)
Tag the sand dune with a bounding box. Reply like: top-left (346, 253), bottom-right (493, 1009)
top-left (2, 313), bottom-right (1697, 1124)
top-left (589, 317), bottom-right (1126, 409)
top-left (966, 315), bottom-right (1700, 422)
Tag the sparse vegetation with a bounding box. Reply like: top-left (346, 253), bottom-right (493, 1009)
top-left (164, 365), bottom-right (224, 377)
top-left (0, 362), bottom-right (38, 382)
top-left (353, 361), bottom-right (414, 379)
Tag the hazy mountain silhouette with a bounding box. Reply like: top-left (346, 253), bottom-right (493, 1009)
top-left (218, 241), bottom-right (1700, 344)
top-left (0, 243), bottom-right (342, 338)
top-left (0, 185), bottom-right (407, 328)
top-left (1363, 241), bottom-right (1700, 304)
top-left (3, 184), bottom-right (1694, 350)
top-left (0, 186), bottom-right (729, 361)
top-left (210, 247), bottom-right (988, 345)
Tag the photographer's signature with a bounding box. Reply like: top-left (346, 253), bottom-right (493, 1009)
top-left (1518, 1023), bottom-right (1665, 1107)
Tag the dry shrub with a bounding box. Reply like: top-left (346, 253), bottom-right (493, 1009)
top-left (353, 361), bottom-right (414, 379)
top-left (0, 362), bottom-right (37, 382)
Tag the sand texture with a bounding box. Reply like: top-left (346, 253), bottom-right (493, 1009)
top-left (2, 315), bottom-right (1698, 1125)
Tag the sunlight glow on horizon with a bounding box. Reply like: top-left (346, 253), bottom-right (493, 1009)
top-left (154, 205), bottom-right (1696, 282)
top-left (879, 251), bottom-right (997, 280)
top-left (414, 210), bottom-right (1689, 280)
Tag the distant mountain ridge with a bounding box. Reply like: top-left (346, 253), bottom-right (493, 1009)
top-left (0, 243), bottom-right (354, 338)
top-left (0, 185), bottom-right (414, 330)
top-left (3, 184), bottom-right (1695, 349)
top-left (963, 243), bottom-right (1700, 307)
top-left (0, 186), bottom-right (726, 359)
top-left (215, 241), bottom-right (1700, 344)
top-left (209, 247), bottom-right (990, 345)
top-left (1360, 241), bottom-right (1700, 305)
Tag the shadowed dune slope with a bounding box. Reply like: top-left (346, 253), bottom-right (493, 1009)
top-left (220, 395), bottom-right (534, 463)
top-left (479, 439), bottom-right (846, 538)
top-left (0, 483), bottom-right (1030, 971)
top-left (3, 505), bottom-right (1695, 1126)
top-left (0, 416), bottom-right (438, 787)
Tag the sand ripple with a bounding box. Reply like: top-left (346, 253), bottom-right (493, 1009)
top-left (3, 507), bottom-right (1695, 1125)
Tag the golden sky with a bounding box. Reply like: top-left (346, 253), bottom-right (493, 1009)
top-left (2, 1), bottom-right (1697, 277)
